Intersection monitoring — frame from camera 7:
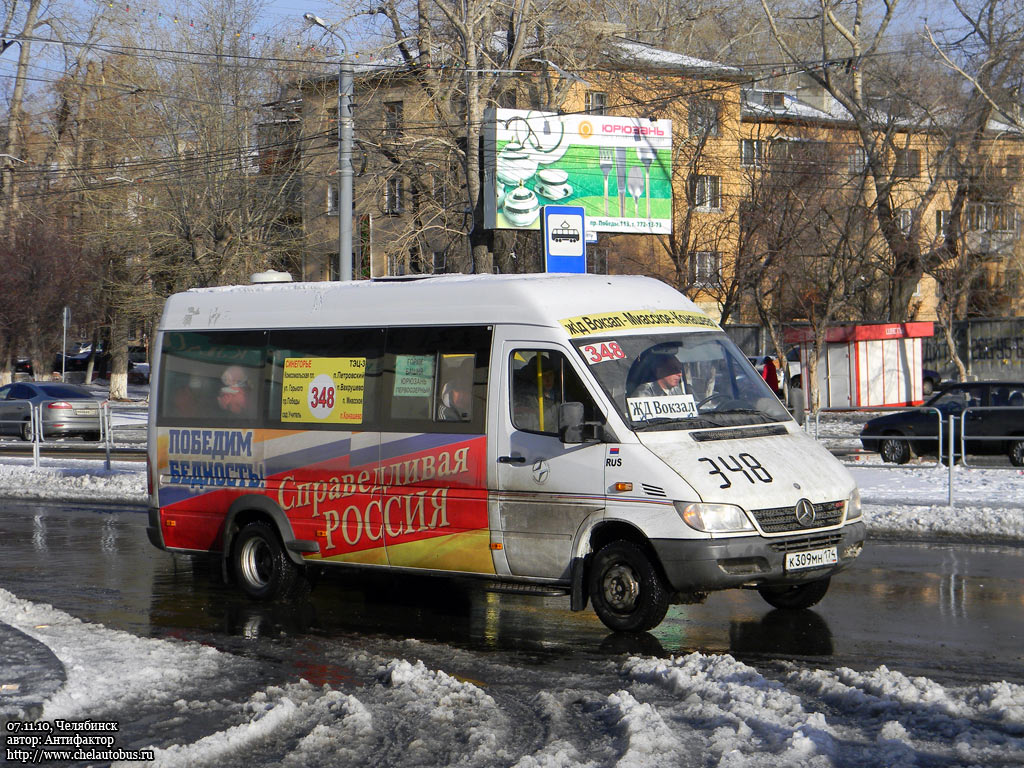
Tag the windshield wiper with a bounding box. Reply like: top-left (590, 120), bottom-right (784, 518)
top-left (698, 408), bottom-right (776, 426)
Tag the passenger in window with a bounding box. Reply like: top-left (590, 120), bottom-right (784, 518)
top-left (437, 380), bottom-right (471, 421)
top-left (437, 358), bottom-right (474, 422)
top-left (217, 365), bottom-right (251, 415)
top-left (173, 375), bottom-right (207, 417)
top-left (631, 354), bottom-right (684, 397)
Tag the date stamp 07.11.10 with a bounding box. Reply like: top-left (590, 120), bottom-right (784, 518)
top-left (5, 718), bottom-right (154, 764)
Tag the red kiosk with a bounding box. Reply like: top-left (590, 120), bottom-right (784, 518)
top-left (785, 323), bottom-right (934, 408)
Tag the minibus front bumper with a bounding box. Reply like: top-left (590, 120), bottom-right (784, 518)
top-left (652, 521), bottom-right (866, 593)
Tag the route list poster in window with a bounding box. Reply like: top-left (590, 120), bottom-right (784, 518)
top-left (281, 357), bottom-right (366, 423)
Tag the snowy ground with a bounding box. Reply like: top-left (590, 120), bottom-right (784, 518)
top-left (2, 423), bottom-right (1024, 765)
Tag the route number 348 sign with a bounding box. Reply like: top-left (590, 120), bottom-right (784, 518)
top-left (281, 357), bottom-right (366, 424)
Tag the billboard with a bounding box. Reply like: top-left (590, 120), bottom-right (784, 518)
top-left (484, 108), bottom-right (673, 234)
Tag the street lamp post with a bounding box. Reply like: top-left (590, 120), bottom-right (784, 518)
top-left (304, 13), bottom-right (353, 282)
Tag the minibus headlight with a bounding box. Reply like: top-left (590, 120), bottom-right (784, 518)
top-left (674, 502), bottom-right (755, 533)
top-left (846, 488), bottom-right (862, 520)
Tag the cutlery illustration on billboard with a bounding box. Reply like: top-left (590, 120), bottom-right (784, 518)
top-left (614, 146), bottom-right (627, 217)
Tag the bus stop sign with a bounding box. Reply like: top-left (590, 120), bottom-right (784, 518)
top-left (543, 205), bottom-right (586, 273)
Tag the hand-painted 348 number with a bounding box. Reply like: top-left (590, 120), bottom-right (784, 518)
top-left (698, 453), bottom-right (772, 489)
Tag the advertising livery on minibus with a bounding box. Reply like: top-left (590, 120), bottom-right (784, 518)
top-left (147, 273), bottom-right (864, 632)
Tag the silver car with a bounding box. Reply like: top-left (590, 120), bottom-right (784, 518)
top-left (0, 382), bottom-right (103, 441)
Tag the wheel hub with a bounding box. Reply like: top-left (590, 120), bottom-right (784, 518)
top-left (240, 538), bottom-right (272, 587)
top-left (602, 564), bottom-right (640, 611)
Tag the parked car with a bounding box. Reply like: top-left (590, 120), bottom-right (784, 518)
top-left (860, 381), bottom-right (1024, 465)
top-left (0, 382), bottom-right (103, 441)
top-left (921, 368), bottom-right (942, 396)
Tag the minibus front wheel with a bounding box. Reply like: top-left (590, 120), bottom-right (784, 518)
top-left (589, 541), bottom-right (670, 632)
top-left (232, 521), bottom-right (308, 601)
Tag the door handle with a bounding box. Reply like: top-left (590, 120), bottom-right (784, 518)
top-left (497, 455), bottom-right (526, 464)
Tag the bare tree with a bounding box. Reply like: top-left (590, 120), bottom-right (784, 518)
top-left (927, 0), bottom-right (1024, 134)
top-left (757, 0), bottom-right (952, 321)
top-left (322, 0), bottom-right (599, 272)
top-left (739, 130), bottom-right (878, 410)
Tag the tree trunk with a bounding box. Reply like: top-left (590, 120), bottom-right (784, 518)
top-left (0, 0), bottom-right (43, 227)
top-left (108, 312), bottom-right (129, 400)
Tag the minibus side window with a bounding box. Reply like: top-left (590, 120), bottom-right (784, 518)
top-left (265, 328), bottom-right (384, 430)
top-left (511, 350), bottom-right (599, 435)
top-left (159, 331), bottom-right (267, 426)
top-left (383, 326), bottom-right (490, 434)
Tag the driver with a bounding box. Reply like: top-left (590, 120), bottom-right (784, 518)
top-left (632, 354), bottom-right (684, 397)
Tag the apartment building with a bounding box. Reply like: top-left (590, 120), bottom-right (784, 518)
top-left (738, 79), bottom-right (1024, 320)
top-left (269, 43), bottom-right (1022, 321)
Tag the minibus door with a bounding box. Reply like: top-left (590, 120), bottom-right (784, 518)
top-left (496, 345), bottom-right (606, 580)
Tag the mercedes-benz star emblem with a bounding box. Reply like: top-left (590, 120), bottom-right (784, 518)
top-left (794, 498), bottom-right (816, 527)
top-left (532, 459), bottom-right (550, 485)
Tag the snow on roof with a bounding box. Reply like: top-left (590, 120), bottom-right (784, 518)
top-left (602, 38), bottom-right (743, 77)
top-left (742, 89), bottom-right (853, 123)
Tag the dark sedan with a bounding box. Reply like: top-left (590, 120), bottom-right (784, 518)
top-left (860, 381), bottom-right (1024, 466)
top-left (0, 382), bottom-right (103, 441)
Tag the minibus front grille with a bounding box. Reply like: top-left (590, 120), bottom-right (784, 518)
top-left (766, 533), bottom-right (842, 553)
top-left (690, 425), bottom-right (788, 442)
top-left (752, 500), bottom-right (845, 533)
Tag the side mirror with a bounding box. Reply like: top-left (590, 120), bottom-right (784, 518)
top-left (559, 402), bottom-right (585, 443)
top-left (559, 402), bottom-right (604, 444)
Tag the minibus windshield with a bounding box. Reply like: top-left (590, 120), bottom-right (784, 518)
top-left (571, 331), bottom-right (791, 431)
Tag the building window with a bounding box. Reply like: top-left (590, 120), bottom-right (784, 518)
top-left (965, 202), bottom-right (986, 231)
top-left (385, 177), bottom-right (403, 214)
top-left (689, 99), bottom-right (720, 137)
top-left (584, 91), bottom-right (607, 115)
top-left (384, 101), bottom-right (404, 138)
top-left (848, 147), bottom-right (867, 176)
top-left (938, 151), bottom-right (958, 179)
top-left (988, 203), bottom-right (1016, 232)
top-left (896, 208), bottom-right (913, 235)
top-left (690, 174), bottom-right (722, 210)
top-left (688, 251), bottom-right (721, 286)
top-left (740, 139), bottom-right (764, 167)
top-left (935, 209), bottom-right (950, 238)
top-left (1005, 155), bottom-right (1022, 179)
top-left (894, 148), bottom-right (921, 178)
top-left (762, 91), bottom-right (786, 109)
top-left (432, 251), bottom-right (446, 273)
top-left (327, 184), bottom-right (338, 215)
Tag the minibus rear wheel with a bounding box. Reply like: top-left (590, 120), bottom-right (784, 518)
top-left (757, 577), bottom-right (830, 610)
top-left (588, 541), bottom-right (670, 632)
top-left (232, 521), bottom-right (307, 601)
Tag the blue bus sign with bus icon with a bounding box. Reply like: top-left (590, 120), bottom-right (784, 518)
top-left (543, 205), bottom-right (586, 273)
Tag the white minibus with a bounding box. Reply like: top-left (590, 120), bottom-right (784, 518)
top-left (147, 273), bottom-right (864, 632)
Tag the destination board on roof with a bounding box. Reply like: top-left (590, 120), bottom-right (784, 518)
top-left (560, 310), bottom-right (719, 338)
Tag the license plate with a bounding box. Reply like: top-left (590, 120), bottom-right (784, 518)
top-left (77, 409), bottom-right (98, 416)
top-left (785, 547), bottom-right (838, 571)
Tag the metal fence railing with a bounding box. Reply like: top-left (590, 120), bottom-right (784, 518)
top-left (810, 405), bottom-right (1023, 506)
top-left (0, 400), bottom-right (147, 469)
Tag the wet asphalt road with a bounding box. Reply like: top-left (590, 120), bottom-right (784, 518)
top-left (1, 499), bottom-right (1023, 688)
